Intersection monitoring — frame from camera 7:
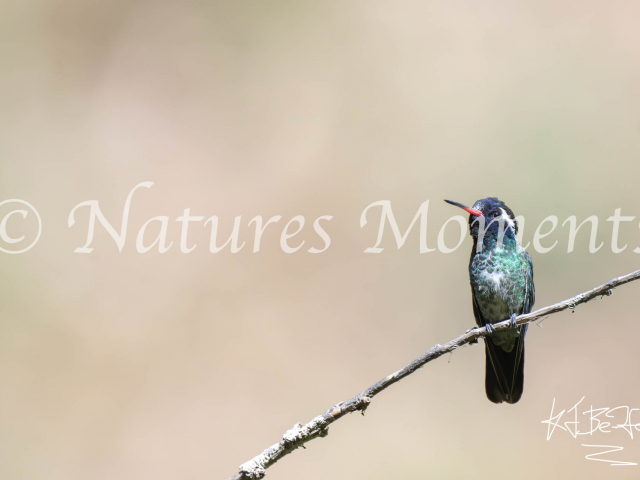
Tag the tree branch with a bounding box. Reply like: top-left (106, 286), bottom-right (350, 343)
top-left (226, 269), bottom-right (640, 480)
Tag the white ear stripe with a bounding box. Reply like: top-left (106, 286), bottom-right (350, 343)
top-left (500, 208), bottom-right (515, 230)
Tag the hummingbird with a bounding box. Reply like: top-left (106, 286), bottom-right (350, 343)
top-left (445, 197), bottom-right (535, 404)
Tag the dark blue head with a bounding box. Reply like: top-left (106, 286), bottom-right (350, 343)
top-left (444, 197), bottom-right (518, 239)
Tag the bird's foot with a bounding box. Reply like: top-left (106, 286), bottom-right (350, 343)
top-left (485, 323), bottom-right (495, 335)
top-left (509, 313), bottom-right (518, 328)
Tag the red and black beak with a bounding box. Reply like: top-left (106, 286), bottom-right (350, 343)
top-left (444, 199), bottom-right (483, 216)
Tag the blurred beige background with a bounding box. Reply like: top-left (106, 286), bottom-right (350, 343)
top-left (1, 1), bottom-right (640, 479)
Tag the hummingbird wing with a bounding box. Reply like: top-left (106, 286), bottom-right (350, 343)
top-left (522, 250), bottom-right (535, 312)
top-left (508, 255), bottom-right (535, 402)
top-left (471, 291), bottom-right (513, 403)
top-left (513, 252), bottom-right (536, 385)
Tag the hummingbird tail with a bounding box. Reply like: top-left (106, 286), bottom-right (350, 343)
top-left (484, 337), bottom-right (525, 404)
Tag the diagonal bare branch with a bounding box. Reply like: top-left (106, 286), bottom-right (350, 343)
top-left (226, 269), bottom-right (640, 480)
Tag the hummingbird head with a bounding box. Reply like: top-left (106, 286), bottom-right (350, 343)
top-left (444, 197), bottom-right (518, 239)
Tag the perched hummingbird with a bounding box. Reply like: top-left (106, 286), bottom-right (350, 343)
top-left (445, 197), bottom-right (535, 404)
